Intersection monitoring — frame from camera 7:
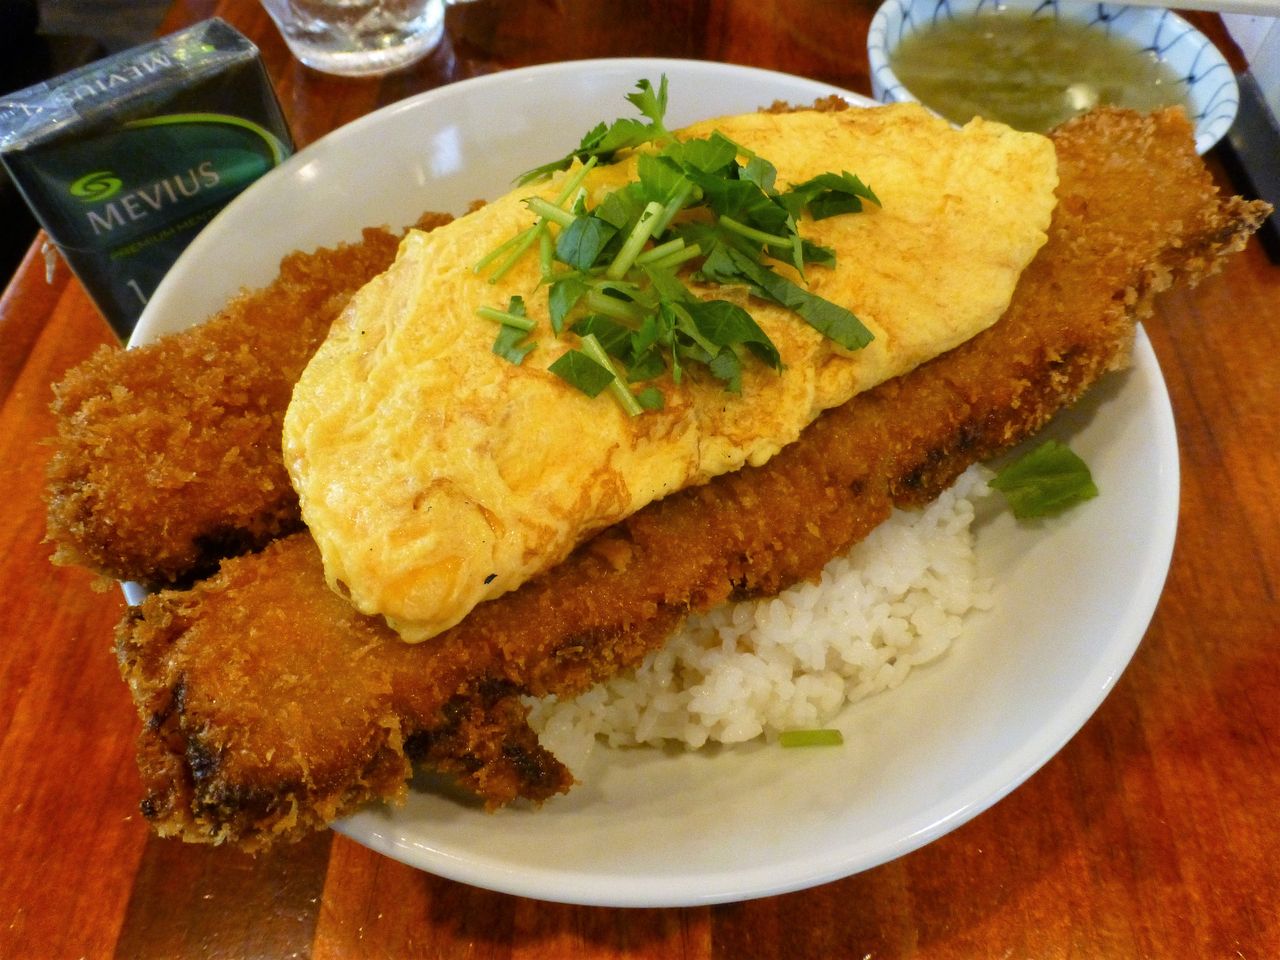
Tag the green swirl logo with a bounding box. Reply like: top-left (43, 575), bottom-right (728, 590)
top-left (69, 170), bottom-right (123, 203)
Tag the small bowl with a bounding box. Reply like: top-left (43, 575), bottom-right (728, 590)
top-left (867, 0), bottom-right (1238, 154)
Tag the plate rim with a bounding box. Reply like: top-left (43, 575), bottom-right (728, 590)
top-left (131, 57), bottom-right (1179, 907)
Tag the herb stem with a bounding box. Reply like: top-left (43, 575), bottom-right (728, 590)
top-left (484, 157), bottom-right (600, 281)
top-left (649, 179), bottom-right (697, 238)
top-left (482, 81), bottom-right (877, 413)
top-left (488, 222), bottom-right (546, 283)
top-left (580, 332), bottom-right (643, 416)
top-left (719, 215), bottom-right (795, 250)
top-left (644, 243), bottom-right (702, 272)
top-left (606, 200), bottom-right (664, 280)
top-left (473, 224), bottom-right (536, 274)
top-left (554, 155), bottom-right (598, 204)
top-left (476, 305), bottom-right (536, 331)
top-left (778, 729), bottom-right (844, 748)
top-left (791, 232), bottom-right (805, 279)
top-left (539, 228), bottom-right (554, 281)
top-left (586, 288), bottom-right (645, 323)
top-left (526, 197), bottom-right (576, 228)
top-left (634, 237), bottom-right (686, 265)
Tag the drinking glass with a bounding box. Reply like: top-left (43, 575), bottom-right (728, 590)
top-left (259, 0), bottom-right (471, 77)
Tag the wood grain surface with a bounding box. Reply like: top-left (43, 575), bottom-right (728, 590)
top-left (1, 2), bottom-right (1276, 957)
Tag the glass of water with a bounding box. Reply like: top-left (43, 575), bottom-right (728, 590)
top-left (259, 0), bottom-right (471, 77)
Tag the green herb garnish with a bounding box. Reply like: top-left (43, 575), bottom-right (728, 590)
top-left (779, 171), bottom-right (880, 221)
top-left (547, 346), bottom-right (616, 397)
top-left (779, 729), bottom-right (844, 748)
top-left (699, 245), bottom-right (872, 351)
top-left (478, 76), bottom-right (882, 415)
top-left (991, 439), bottom-right (1099, 518)
top-left (515, 77), bottom-right (672, 186)
top-left (482, 295), bottom-right (536, 365)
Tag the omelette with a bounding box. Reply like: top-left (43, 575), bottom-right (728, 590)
top-left (283, 102), bottom-right (1058, 643)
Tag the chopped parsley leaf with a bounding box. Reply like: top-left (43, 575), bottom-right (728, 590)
top-left (480, 76), bottom-right (884, 415)
top-left (991, 440), bottom-right (1099, 518)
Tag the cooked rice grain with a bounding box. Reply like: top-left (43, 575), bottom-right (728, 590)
top-left (527, 465), bottom-right (995, 770)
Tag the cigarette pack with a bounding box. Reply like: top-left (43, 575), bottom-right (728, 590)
top-left (0, 19), bottom-right (293, 339)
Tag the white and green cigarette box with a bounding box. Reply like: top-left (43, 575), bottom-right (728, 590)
top-left (0, 19), bottom-right (293, 339)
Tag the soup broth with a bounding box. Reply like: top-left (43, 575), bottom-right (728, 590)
top-left (889, 12), bottom-right (1189, 133)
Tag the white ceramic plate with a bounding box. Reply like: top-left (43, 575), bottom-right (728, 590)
top-left (134, 59), bottom-right (1178, 908)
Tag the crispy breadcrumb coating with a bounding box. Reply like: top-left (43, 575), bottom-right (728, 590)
top-left (46, 215), bottom-right (452, 588)
top-left (113, 109), bottom-right (1267, 849)
top-left (121, 550), bottom-right (571, 846)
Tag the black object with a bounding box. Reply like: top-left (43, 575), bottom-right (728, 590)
top-left (1, 0), bottom-right (53, 279)
top-left (1220, 70), bottom-right (1280, 263)
top-left (0, 20), bottom-right (294, 339)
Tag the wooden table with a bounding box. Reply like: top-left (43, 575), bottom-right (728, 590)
top-left (2, 1), bottom-right (1277, 956)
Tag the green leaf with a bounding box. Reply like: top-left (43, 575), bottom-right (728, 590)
top-left (666, 301), bottom-right (719, 359)
top-left (591, 117), bottom-right (651, 156)
top-left (514, 125), bottom-right (614, 185)
top-left (991, 440), bottom-right (1099, 518)
top-left (495, 77), bottom-right (883, 409)
top-left (513, 75), bottom-right (671, 185)
top-left (689, 169), bottom-right (789, 234)
top-left (780, 171), bottom-right (881, 221)
top-left (571, 314), bottom-right (632, 359)
top-left (627, 344), bottom-right (667, 382)
top-left (707, 346), bottom-right (743, 393)
top-left (667, 223), bottom-right (744, 276)
top-left (490, 295), bottom-right (535, 363)
top-left (515, 158), bottom-right (575, 187)
top-left (663, 132), bottom-right (737, 174)
top-left (740, 154), bottom-right (778, 193)
top-left (633, 310), bottom-right (667, 353)
top-left (640, 263), bottom-right (695, 305)
top-left (657, 302), bottom-right (686, 384)
top-left (555, 215), bottom-right (618, 270)
top-left (800, 239), bottom-right (836, 268)
top-left (685, 298), bottom-right (781, 371)
top-left (634, 386), bottom-right (665, 410)
top-left (492, 323), bottom-right (535, 364)
top-left (548, 276), bottom-right (590, 335)
top-left (628, 309), bottom-right (674, 381)
top-left (712, 247), bottom-right (874, 352)
top-left (808, 193), bottom-right (861, 221)
top-left (574, 120), bottom-right (609, 150)
top-left (548, 349), bottom-right (616, 397)
top-left (624, 76), bottom-right (669, 131)
top-left (597, 182), bottom-right (648, 230)
top-left (637, 153), bottom-right (691, 206)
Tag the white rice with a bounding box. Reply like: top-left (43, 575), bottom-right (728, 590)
top-left (526, 465), bottom-right (995, 773)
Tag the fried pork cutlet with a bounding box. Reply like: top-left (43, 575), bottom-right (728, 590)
top-left (45, 214), bottom-right (452, 589)
top-left (123, 560), bottom-right (572, 842)
top-left (116, 109), bottom-right (1269, 850)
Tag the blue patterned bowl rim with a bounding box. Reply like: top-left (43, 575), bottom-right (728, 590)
top-left (866, 0), bottom-right (1238, 154)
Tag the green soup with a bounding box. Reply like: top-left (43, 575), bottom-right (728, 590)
top-left (889, 12), bottom-right (1189, 134)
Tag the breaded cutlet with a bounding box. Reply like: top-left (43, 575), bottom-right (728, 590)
top-left (122, 553), bottom-right (573, 847)
top-left (117, 109), bottom-right (1268, 850)
top-left (45, 214), bottom-right (452, 589)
